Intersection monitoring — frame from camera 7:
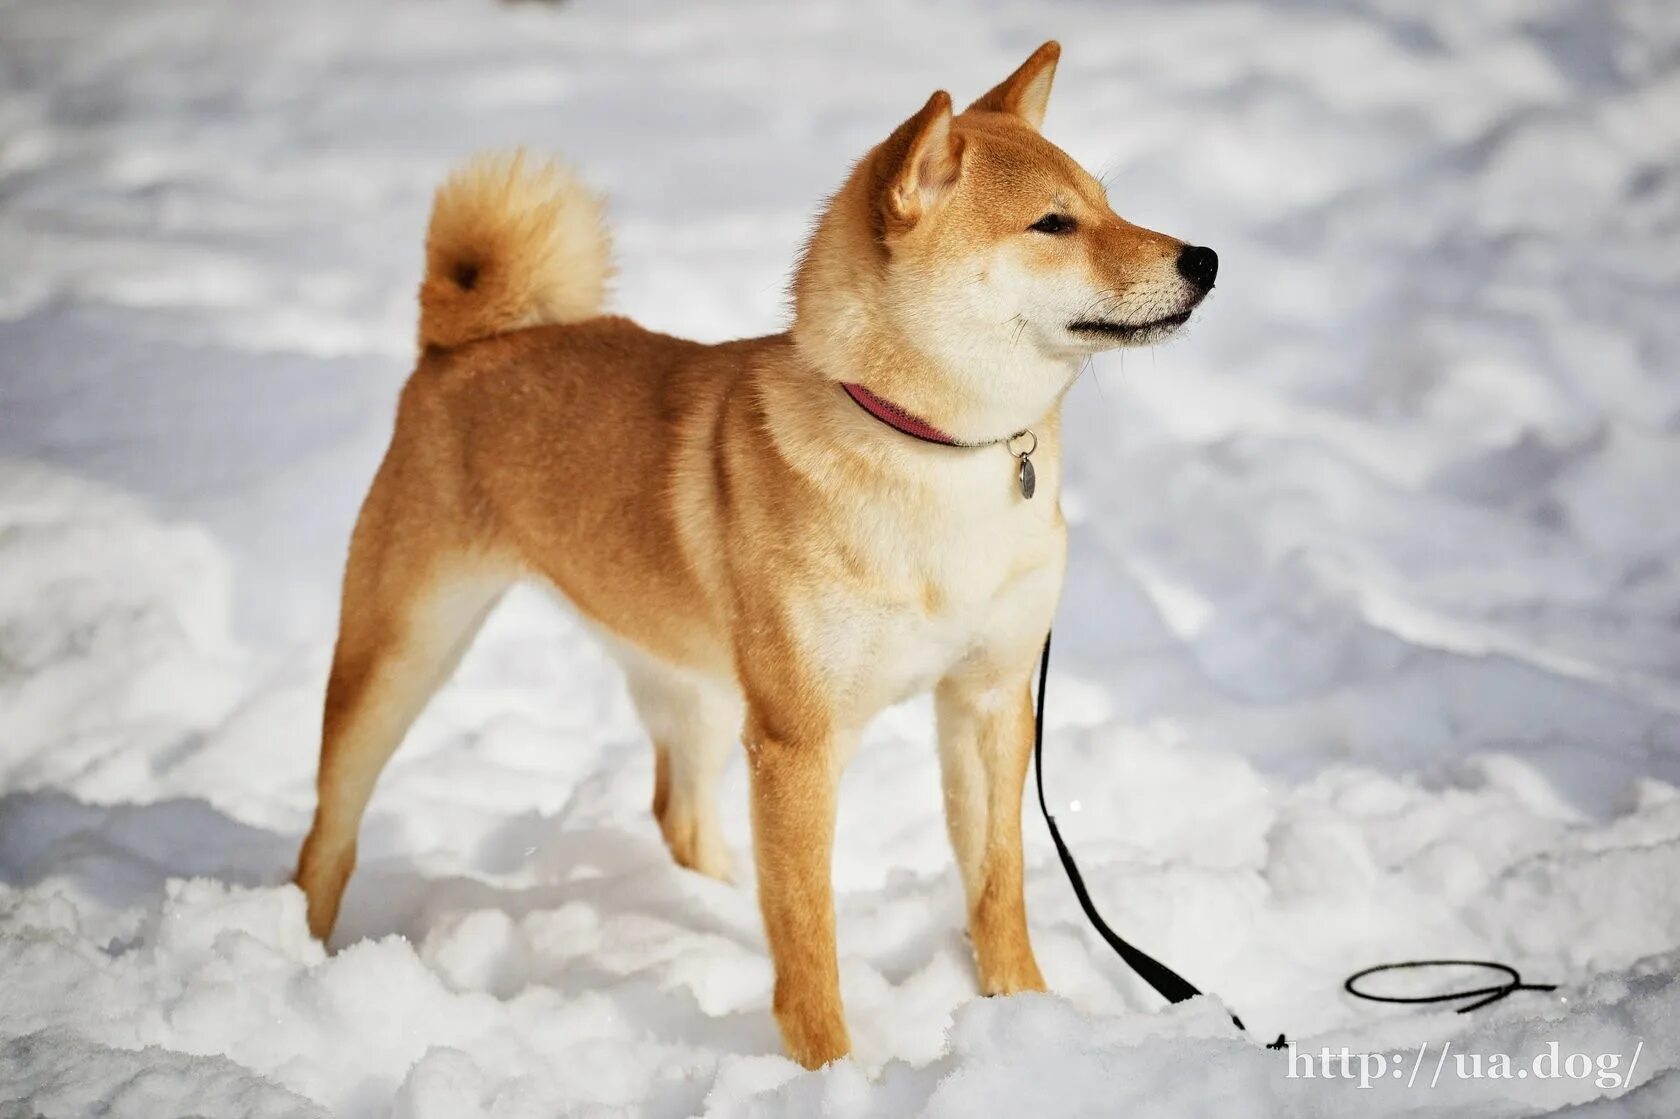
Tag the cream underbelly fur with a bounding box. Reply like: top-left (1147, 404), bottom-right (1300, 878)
top-left (294, 40), bottom-right (1215, 1068)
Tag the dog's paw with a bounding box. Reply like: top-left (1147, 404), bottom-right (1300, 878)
top-left (658, 812), bottom-right (733, 882)
top-left (776, 1003), bottom-right (852, 1069)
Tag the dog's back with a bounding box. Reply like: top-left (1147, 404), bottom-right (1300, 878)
top-left (409, 317), bottom-right (772, 671)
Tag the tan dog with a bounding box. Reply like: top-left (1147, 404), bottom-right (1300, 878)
top-left (295, 41), bottom-right (1215, 1067)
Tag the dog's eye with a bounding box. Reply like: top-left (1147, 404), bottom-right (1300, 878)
top-left (1029, 213), bottom-right (1075, 235)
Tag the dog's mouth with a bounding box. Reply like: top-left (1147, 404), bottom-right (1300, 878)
top-left (1067, 309), bottom-right (1194, 343)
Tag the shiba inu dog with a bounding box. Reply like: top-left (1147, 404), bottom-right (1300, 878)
top-left (295, 41), bottom-right (1216, 1067)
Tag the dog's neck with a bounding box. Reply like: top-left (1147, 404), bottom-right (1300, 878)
top-left (791, 297), bottom-right (1074, 446)
top-left (750, 330), bottom-right (1063, 518)
top-left (840, 381), bottom-right (1023, 448)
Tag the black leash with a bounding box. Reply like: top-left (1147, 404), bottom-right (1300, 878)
top-left (1344, 960), bottom-right (1557, 1014)
top-left (1030, 631), bottom-right (1556, 1048)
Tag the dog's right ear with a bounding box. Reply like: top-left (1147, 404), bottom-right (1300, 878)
top-left (878, 90), bottom-right (963, 234)
top-left (967, 41), bottom-right (1060, 130)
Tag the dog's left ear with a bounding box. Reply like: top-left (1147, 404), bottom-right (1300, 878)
top-left (967, 41), bottom-right (1061, 130)
top-left (880, 90), bottom-right (964, 232)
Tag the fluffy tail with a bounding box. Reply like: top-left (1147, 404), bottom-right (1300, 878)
top-left (418, 151), bottom-right (612, 350)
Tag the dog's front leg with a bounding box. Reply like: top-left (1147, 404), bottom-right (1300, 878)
top-left (935, 667), bottom-right (1047, 996)
top-left (743, 705), bottom-right (852, 1068)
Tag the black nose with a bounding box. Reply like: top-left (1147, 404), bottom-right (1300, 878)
top-left (1176, 244), bottom-right (1218, 290)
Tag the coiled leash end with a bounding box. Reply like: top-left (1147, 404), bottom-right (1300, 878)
top-left (1344, 960), bottom-right (1557, 1015)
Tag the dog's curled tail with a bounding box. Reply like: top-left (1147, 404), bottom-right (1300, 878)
top-left (418, 151), bottom-right (612, 350)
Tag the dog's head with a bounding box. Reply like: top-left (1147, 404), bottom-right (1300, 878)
top-left (795, 42), bottom-right (1215, 440)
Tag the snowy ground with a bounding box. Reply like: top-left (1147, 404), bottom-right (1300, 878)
top-left (3, 0), bottom-right (1680, 1115)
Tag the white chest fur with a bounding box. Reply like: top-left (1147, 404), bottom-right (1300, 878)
top-left (794, 450), bottom-right (1066, 725)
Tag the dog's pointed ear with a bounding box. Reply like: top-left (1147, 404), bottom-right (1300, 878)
top-left (880, 90), bottom-right (963, 231)
top-left (967, 41), bottom-right (1060, 130)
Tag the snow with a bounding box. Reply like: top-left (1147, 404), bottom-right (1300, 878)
top-left (2, 0), bottom-right (1679, 1114)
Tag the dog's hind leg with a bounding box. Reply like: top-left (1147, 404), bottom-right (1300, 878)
top-left (623, 654), bottom-right (739, 881)
top-left (295, 475), bottom-right (512, 941)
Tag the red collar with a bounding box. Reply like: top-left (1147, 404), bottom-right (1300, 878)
top-left (840, 382), bottom-right (1040, 498)
top-left (841, 382), bottom-right (973, 447)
